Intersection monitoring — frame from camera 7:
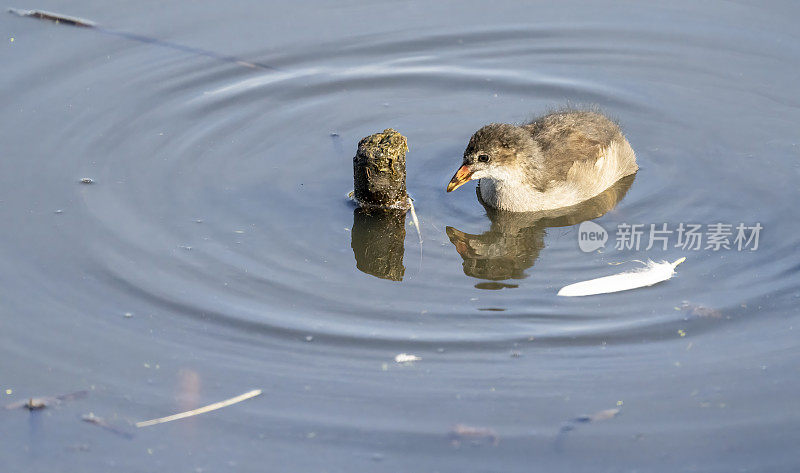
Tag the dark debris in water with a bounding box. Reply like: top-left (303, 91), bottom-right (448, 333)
top-left (572, 407), bottom-right (621, 424)
top-left (4, 390), bottom-right (88, 410)
top-left (4, 389), bottom-right (132, 439)
top-left (556, 406), bottom-right (621, 451)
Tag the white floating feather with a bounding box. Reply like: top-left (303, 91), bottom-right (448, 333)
top-left (394, 353), bottom-right (421, 363)
top-left (558, 257), bottom-right (686, 297)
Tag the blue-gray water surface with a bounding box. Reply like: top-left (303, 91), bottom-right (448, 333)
top-left (2, 1), bottom-right (799, 471)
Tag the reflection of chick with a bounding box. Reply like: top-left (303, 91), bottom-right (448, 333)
top-left (447, 225), bottom-right (545, 281)
top-left (447, 175), bottom-right (635, 282)
top-left (447, 110), bottom-right (637, 212)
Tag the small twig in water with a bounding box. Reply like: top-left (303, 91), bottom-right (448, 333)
top-left (135, 389), bottom-right (262, 427)
top-left (7, 7), bottom-right (273, 70)
top-left (8, 8), bottom-right (96, 27)
top-left (407, 196), bottom-right (423, 272)
top-left (407, 197), bottom-right (422, 246)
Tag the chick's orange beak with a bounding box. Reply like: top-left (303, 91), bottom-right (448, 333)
top-left (447, 165), bottom-right (473, 192)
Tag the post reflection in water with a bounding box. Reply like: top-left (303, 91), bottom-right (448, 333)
top-left (351, 207), bottom-right (406, 281)
top-left (447, 174), bottom-right (635, 285)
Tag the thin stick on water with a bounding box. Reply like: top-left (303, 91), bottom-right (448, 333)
top-left (407, 197), bottom-right (422, 246)
top-left (8, 8), bottom-right (95, 26)
top-left (8, 8), bottom-right (274, 70)
top-left (135, 389), bottom-right (262, 428)
top-left (407, 197), bottom-right (423, 269)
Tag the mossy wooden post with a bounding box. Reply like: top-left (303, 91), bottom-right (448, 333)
top-left (351, 128), bottom-right (410, 281)
top-left (353, 129), bottom-right (409, 210)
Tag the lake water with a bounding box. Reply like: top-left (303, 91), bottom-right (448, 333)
top-left (2, 1), bottom-right (799, 471)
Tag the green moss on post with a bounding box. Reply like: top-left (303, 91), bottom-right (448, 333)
top-left (353, 129), bottom-right (409, 210)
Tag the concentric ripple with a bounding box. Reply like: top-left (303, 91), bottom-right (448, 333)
top-left (6, 23), bottom-right (794, 348)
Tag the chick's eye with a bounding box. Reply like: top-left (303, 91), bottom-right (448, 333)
top-left (478, 154), bottom-right (490, 163)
